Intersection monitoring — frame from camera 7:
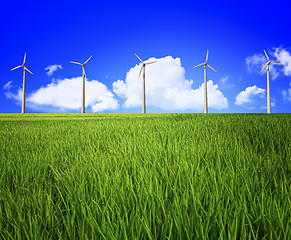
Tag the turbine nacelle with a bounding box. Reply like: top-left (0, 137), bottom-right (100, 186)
top-left (260, 50), bottom-right (283, 73)
top-left (193, 50), bottom-right (217, 72)
top-left (11, 53), bottom-right (33, 74)
top-left (70, 55), bottom-right (92, 68)
top-left (135, 54), bottom-right (157, 77)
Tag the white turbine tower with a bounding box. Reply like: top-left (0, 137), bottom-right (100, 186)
top-left (193, 50), bottom-right (217, 113)
top-left (70, 55), bottom-right (92, 114)
top-left (260, 50), bottom-right (283, 114)
top-left (11, 53), bottom-right (33, 114)
top-left (135, 54), bottom-right (157, 114)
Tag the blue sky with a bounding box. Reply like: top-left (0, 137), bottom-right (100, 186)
top-left (1, 0), bottom-right (291, 113)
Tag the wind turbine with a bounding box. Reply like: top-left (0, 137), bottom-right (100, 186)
top-left (11, 53), bottom-right (33, 114)
top-left (70, 55), bottom-right (92, 113)
top-left (193, 50), bottom-right (217, 113)
top-left (260, 50), bottom-right (283, 114)
top-left (135, 54), bottom-right (157, 114)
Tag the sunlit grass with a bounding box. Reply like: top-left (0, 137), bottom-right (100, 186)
top-left (0, 113), bottom-right (290, 239)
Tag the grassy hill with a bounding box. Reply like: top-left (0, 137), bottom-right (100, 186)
top-left (0, 113), bottom-right (290, 239)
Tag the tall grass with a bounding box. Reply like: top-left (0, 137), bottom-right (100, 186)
top-left (0, 113), bottom-right (290, 239)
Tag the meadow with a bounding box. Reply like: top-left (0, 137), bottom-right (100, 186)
top-left (0, 113), bottom-right (290, 239)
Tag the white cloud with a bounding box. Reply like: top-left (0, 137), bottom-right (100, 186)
top-left (113, 56), bottom-right (228, 111)
top-left (282, 82), bottom-right (291, 101)
top-left (220, 75), bottom-right (234, 89)
top-left (274, 47), bottom-right (291, 76)
top-left (235, 85), bottom-right (266, 109)
top-left (282, 90), bottom-right (287, 100)
top-left (5, 88), bottom-right (22, 101)
top-left (45, 64), bottom-right (63, 76)
top-left (272, 102), bottom-right (275, 107)
top-left (246, 53), bottom-right (279, 80)
top-left (6, 77), bottom-right (119, 112)
top-left (113, 80), bottom-right (127, 98)
top-left (260, 102), bottom-right (275, 109)
top-left (221, 76), bottom-right (229, 85)
top-left (246, 54), bottom-right (266, 72)
top-left (3, 81), bottom-right (14, 90)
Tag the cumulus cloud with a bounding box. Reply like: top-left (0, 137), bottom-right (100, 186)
top-left (113, 56), bottom-right (228, 111)
top-left (3, 81), bottom-right (14, 90)
top-left (45, 64), bottom-right (63, 76)
top-left (246, 53), bottom-right (279, 80)
top-left (235, 85), bottom-right (265, 109)
top-left (113, 80), bottom-right (127, 98)
top-left (274, 47), bottom-right (291, 76)
top-left (282, 82), bottom-right (291, 101)
top-left (6, 77), bottom-right (119, 112)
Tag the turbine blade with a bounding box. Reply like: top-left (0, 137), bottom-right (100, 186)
top-left (260, 64), bottom-right (267, 73)
top-left (70, 61), bottom-right (82, 65)
top-left (145, 61), bottom-right (157, 65)
top-left (263, 49), bottom-right (269, 61)
top-left (193, 63), bottom-right (204, 69)
top-left (23, 53), bottom-right (26, 65)
top-left (84, 55), bottom-right (92, 64)
top-left (135, 54), bottom-right (143, 63)
top-left (207, 64), bottom-right (217, 72)
top-left (206, 50), bottom-right (209, 62)
top-left (271, 62), bottom-right (283, 65)
top-left (139, 66), bottom-right (144, 77)
top-left (26, 68), bottom-right (33, 74)
top-left (83, 68), bottom-right (87, 80)
top-left (11, 65), bottom-right (22, 71)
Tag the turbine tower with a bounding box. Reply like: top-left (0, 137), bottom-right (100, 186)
top-left (260, 50), bottom-right (283, 114)
top-left (70, 55), bottom-right (92, 113)
top-left (135, 54), bottom-right (157, 114)
top-left (11, 53), bottom-right (33, 114)
top-left (193, 50), bottom-right (217, 113)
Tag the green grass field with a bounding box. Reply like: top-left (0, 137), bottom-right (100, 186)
top-left (0, 113), bottom-right (290, 239)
